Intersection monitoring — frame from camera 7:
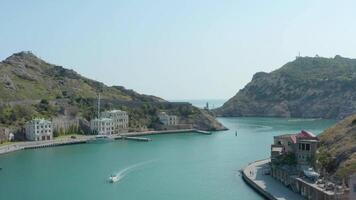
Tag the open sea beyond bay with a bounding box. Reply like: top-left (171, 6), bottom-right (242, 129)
top-left (0, 117), bottom-right (336, 200)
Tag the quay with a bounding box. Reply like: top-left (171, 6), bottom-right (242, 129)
top-left (0, 129), bottom-right (210, 155)
top-left (0, 136), bottom-right (94, 154)
top-left (120, 129), bottom-right (211, 136)
top-left (241, 159), bottom-right (304, 200)
top-left (123, 136), bottom-right (152, 142)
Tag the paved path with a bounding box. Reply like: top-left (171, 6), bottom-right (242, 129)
top-left (243, 159), bottom-right (304, 200)
top-left (0, 136), bottom-right (94, 154)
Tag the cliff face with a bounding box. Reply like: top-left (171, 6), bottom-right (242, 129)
top-left (0, 51), bottom-right (225, 131)
top-left (214, 56), bottom-right (356, 119)
top-left (318, 114), bottom-right (356, 179)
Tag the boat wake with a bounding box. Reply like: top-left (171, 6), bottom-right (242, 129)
top-left (109, 160), bottom-right (155, 183)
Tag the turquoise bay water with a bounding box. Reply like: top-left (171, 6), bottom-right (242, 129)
top-left (0, 117), bottom-right (335, 200)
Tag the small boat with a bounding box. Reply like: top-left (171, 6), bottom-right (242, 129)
top-left (109, 175), bottom-right (119, 183)
top-left (303, 167), bottom-right (319, 180)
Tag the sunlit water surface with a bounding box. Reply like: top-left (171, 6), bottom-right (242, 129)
top-left (0, 117), bottom-right (335, 200)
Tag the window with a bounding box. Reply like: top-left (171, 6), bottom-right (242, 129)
top-left (302, 143), bottom-right (305, 151)
top-left (306, 144), bottom-right (310, 151)
top-left (353, 184), bottom-right (356, 192)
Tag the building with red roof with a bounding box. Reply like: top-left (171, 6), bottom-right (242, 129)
top-left (271, 130), bottom-right (319, 167)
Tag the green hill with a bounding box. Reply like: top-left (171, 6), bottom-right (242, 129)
top-left (0, 51), bottom-right (225, 132)
top-left (214, 55), bottom-right (356, 119)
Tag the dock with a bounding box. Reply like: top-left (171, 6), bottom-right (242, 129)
top-left (194, 130), bottom-right (212, 135)
top-left (0, 128), bottom-right (214, 155)
top-left (123, 136), bottom-right (152, 142)
top-left (24, 139), bottom-right (87, 149)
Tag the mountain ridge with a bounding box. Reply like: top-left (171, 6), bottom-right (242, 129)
top-left (214, 55), bottom-right (356, 119)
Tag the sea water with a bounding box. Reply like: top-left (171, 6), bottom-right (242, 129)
top-left (0, 117), bottom-right (335, 200)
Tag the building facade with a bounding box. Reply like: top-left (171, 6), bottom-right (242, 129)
top-left (158, 112), bottom-right (179, 126)
top-left (101, 110), bottom-right (129, 133)
top-left (25, 119), bottom-right (53, 141)
top-left (90, 118), bottom-right (114, 135)
top-left (271, 130), bottom-right (319, 167)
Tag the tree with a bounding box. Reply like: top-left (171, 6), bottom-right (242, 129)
top-left (316, 147), bottom-right (332, 176)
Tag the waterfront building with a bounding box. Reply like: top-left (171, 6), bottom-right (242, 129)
top-left (271, 130), bottom-right (318, 167)
top-left (25, 119), bottom-right (53, 141)
top-left (90, 118), bottom-right (114, 135)
top-left (101, 110), bottom-right (129, 133)
top-left (158, 112), bottom-right (178, 126)
top-left (295, 131), bottom-right (318, 167)
top-left (0, 127), bottom-right (10, 143)
top-left (270, 130), bottom-right (348, 200)
top-left (273, 133), bottom-right (297, 153)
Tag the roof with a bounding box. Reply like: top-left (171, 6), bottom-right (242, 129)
top-left (274, 133), bottom-right (296, 138)
top-left (297, 130), bottom-right (316, 138)
top-left (276, 130), bottom-right (317, 144)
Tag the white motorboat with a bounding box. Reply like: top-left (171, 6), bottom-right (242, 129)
top-left (109, 175), bottom-right (119, 183)
top-left (303, 167), bottom-right (319, 179)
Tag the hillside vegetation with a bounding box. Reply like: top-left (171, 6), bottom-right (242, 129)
top-left (318, 114), bottom-right (356, 180)
top-left (215, 55), bottom-right (356, 119)
top-left (0, 51), bottom-right (225, 132)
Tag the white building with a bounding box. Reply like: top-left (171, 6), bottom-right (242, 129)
top-left (101, 110), bottom-right (129, 133)
top-left (90, 118), bottom-right (114, 135)
top-left (158, 112), bottom-right (178, 126)
top-left (25, 119), bottom-right (53, 141)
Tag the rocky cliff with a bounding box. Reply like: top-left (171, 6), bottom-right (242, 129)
top-left (0, 51), bottom-right (226, 131)
top-left (214, 56), bottom-right (356, 119)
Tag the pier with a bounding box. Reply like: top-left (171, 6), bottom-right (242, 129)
top-left (123, 136), bottom-right (152, 142)
top-left (241, 159), bottom-right (304, 200)
top-left (23, 139), bottom-right (87, 149)
top-left (0, 129), bottom-right (213, 155)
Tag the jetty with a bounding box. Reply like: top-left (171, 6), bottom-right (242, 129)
top-left (241, 159), bottom-right (304, 200)
top-left (0, 129), bottom-right (212, 155)
top-left (123, 136), bottom-right (152, 142)
top-left (120, 129), bottom-right (212, 137)
top-left (23, 139), bottom-right (87, 149)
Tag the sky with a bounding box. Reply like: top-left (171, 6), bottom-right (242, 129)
top-left (1, 0), bottom-right (356, 100)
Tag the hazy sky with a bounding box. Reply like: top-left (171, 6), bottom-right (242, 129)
top-left (1, 0), bottom-right (356, 100)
